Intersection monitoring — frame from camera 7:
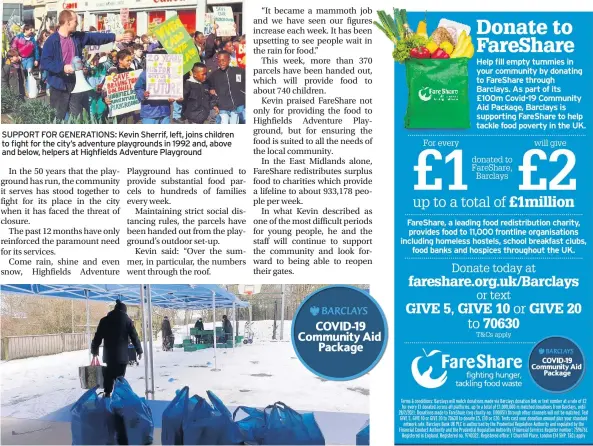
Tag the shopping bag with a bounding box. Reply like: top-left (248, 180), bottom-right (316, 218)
top-left (356, 419), bottom-right (369, 445)
top-left (263, 402), bottom-right (325, 445)
top-left (71, 386), bottom-right (116, 445)
top-left (27, 69), bottom-right (38, 99)
top-left (181, 394), bottom-right (216, 445)
top-left (233, 406), bottom-right (266, 445)
top-left (111, 377), bottom-right (154, 445)
top-left (162, 387), bottom-right (190, 445)
top-left (79, 357), bottom-right (105, 389)
top-left (206, 391), bottom-right (243, 444)
top-left (182, 392), bottom-right (242, 445)
top-left (404, 58), bottom-right (470, 129)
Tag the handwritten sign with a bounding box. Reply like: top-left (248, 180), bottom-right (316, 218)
top-left (146, 54), bottom-right (183, 100)
top-left (104, 69), bottom-right (142, 117)
top-left (213, 7), bottom-right (236, 37)
top-left (153, 15), bottom-right (200, 74)
top-left (120, 8), bottom-right (129, 27)
top-left (204, 13), bottom-right (214, 35)
top-left (105, 13), bottom-right (124, 34)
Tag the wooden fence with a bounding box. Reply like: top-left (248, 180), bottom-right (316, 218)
top-left (1, 332), bottom-right (90, 360)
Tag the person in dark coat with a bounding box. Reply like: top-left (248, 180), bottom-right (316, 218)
top-left (161, 316), bottom-right (173, 350)
top-left (2, 49), bottom-right (25, 99)
top-left (194, 317), bottom-right (204, 343)
top-left (183, 63), bottom-right (214, 124)
top-left (207, 51), bottom-right (245, 124)
top-left (91, 299), bottom-right (142, 397)
top-left (222, 315), bottom-right (233, 343)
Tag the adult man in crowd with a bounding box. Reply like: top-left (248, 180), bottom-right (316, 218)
top-left (222, 314), bottom-right (233, 343)
top-left (91, 300), bottom-right (142, 397)
top-left (40, 10), bottom-right (132, 120)
top-left (161, 316), bottom-right (173, 350)
top-left (194, 31), bottom-right (206, 59)
top-left (194, 317), bottom-right (204, 343)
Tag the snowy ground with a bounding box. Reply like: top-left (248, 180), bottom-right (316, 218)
top-left (0, 320), bottom-right (369, 419)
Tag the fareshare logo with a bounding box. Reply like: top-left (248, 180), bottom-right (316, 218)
top-left (411, 349), bottom-right (447, 389)
top-left (418, 87), bottom-right (432, 102)
top-left (418, 86), bottom-right (460, 102)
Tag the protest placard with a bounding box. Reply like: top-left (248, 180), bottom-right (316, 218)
top-left (105, 13), bottom-right (125, 34)
top-left (204, 13), bottom-right (214, 35)
top-left (146, 54), bottom-right (183, 100)
top-left (153, 15), bottom-right (200, 74)
top-left (120, 8), bottom-right (129, 27)
top-left (104, 69), bottom-right (142, 117)
top-left (213, 7), bottom-right (236, 37)
top-left (87, 42), bottom-right (115, 55)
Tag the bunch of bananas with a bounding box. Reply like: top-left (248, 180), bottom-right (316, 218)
top-left (451, 31), bottom-right (474, 58)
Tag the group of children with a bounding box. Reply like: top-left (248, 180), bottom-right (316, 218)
top-left (2, 23), bottom-right (246, 124)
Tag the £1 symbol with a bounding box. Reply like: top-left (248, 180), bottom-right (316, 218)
top-left (414, 149), bottom-right (468, 191)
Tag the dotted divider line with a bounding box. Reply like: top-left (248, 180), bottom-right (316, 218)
top-left (403, 257), bottom-right (583, 260)
top-left (404, 214), bottom-right (584, 216)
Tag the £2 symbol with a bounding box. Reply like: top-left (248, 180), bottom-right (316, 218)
top-left (418, 87), bottom-right (432, 102)
top-left (310, 306), bottom-right (320, 316)
top-left (411, 349), bottom-right (447, 389)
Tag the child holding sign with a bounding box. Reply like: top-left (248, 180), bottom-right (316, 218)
top-left (104, 50), bottom-right (140, 124)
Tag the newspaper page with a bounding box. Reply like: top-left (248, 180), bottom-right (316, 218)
top-left (0, 0), bottom-right (591, 445)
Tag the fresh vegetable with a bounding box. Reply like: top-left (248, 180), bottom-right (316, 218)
top-left (416, 12), bottom-right (428, 39)
top-left (400, 9), bottom-right (413, 37)
top-left (426, 41), bottom-right (438, 53)
top-left (431, 48), bottom-right (450, 59)
top-left (374, 10), bottom-right (401, 44)
top-left (430, 27), bottom-right (454, 46)
top-left (439, 41), bottom-right (454, 55)
top-left (410, 47), bottom-right (431, 59)
top-left (393, 8), bottom-right (405, 41)
top-left (392, 34), bottom-right (429, 63)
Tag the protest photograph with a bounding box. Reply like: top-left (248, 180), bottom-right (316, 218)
top-left (1, 1), bottom-right (245, 124)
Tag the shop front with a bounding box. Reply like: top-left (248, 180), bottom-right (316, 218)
top-left (77, 0), bottom-right (199, 36)
top-left (32, 0), bottom-right (58, 31)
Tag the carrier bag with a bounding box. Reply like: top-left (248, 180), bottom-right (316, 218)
top-left (111, 377), bottom-right (154, 445)
top-left (404, 58), bottom-right (470, 129)
top-left (181, 394), bottom-right (216, 445)
top-left (182, 392), bottom-right (242, 445)
top-left (79, 356), bottom-right (106, 389)
top-left (162, 387), bottom-right (190, 445)
top-left (71, 386), bottom-right (116, 445)
top-left (263, 402), bottom-right (325, 445)
top-left (356, 419), bottom-right (370, 445)
top-left (233, 406), bottom-right (266, 445)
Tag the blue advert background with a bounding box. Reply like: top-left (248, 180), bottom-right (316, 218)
top-left (395, 12), bottom-right (592, 445)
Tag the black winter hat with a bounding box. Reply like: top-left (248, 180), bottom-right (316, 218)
top-left (115, 299), bottom-right (127, 313)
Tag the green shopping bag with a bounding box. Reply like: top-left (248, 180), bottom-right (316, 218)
top-left (404, 58), bottom-right (470, 129)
